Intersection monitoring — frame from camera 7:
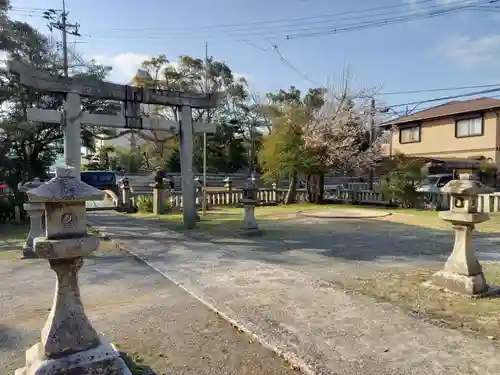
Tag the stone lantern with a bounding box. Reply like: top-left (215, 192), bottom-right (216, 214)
top-left (223, 176), bottom-right (232, 191)
top-left (271, 181), bottom-right (278, 202)
top-left (118, 175), bottom-right (135, 213)
top-left (223, 177), bottom-right (233, 205)
top-left (430, 173), bottom-right (494, 296)
top-left (18, 177), bottom-right (45, 258)
top-left (194, 176), bottom-right (202, 199)
top-left (194, 177), bottom-right (202, 220)
top-left (150, 169), bottom-right (165, 214)
top-left (240, 176), bottom-right (261, 236)
top-left (15, 166), bottom-right (132, 375)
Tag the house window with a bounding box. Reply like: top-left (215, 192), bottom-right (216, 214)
top-left (399, 125), bottom-right (421, 144)
top-left (455, 117), bottom-right (483, 138)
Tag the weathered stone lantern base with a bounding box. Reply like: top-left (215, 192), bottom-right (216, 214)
top-left (430, 270), bottom-right (488, 296)
top-left (240, 201), bottom-right (262, 237)
top-left (15, 335), bottom-right (132, 375)
top-left (428, 219), bottom-right (490, 296)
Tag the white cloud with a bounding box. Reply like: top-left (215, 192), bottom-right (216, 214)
top-left (435, 34), bottom-right (500, 70)
top-left (92, 52), bottom-right (150, 84)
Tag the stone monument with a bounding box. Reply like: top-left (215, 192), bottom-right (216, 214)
top-left (15, 166), bottom-right (132, 375)
top-left (18, 178), bottom-right (45, 258)
top-left (223, 176), bottom-right (233, 205)
top-left (240, 176), bottom-right (261, 236)
top-left (118, 176), bottom-right (135, 213)
top-left (194, 177), bottom-right (202, 221)
top-left (151, 169), bottom-right (165, 215)
top-left (430, 173), bottom-right (494, 296)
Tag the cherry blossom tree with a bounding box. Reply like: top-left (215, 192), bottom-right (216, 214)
top-left (302, 84), bottom-right (385, 201)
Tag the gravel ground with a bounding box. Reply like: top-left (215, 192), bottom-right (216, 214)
top-left (89, 211), bottom-right (500, 375)
top-left (0, 241), bottom-right (300, 375)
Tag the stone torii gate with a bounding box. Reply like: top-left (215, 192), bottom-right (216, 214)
top-left (9, 60), bottom-right (221, 229)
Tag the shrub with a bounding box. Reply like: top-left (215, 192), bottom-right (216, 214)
top-left (378, 153), bottom-right (426, 209)
top-left (135, 196), bottom-right (153, 213)
top-left (0, 196), bottom-right (26, 223)
top-left (164, 199), bottom-right (172, 212)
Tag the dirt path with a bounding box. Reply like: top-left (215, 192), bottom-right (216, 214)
top-left (89, 211), bottom-right (500, 375)
top-left (0, 242), bottom-right (300, 375)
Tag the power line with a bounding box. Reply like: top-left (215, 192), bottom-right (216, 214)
top-left (286, 0), bottom-right (495, 40)
top-left (383, 87), bottom-right (500, 110)
top-left (270, 43), bottom-right (323, 87)
top-left (379, 83), bottom-right (500, 96)
top-left (78, 0), bottom-right (489, 42)
top-left (91, 0), bottom-right (434, 33)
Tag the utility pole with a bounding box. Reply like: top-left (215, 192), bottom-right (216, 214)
top-left (368, 97), bottom-right (376, 190)
top-left (43, 0), bottom-right (81, 172)
top-left (43, 0), bottom-right (80, 77)
top-left (202, 42), bottom-right (209, 216)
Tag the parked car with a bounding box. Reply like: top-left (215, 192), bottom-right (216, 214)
top-left (416, 174), bottom-right (454, 194)
top-left (80, 171), bottom-right (119, 194)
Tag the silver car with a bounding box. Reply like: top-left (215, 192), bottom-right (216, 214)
top-left (416, 174), bottom-right (454, 194)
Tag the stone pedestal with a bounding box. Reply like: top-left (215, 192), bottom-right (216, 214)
top-left (223, 177), bottom-right (233, 206)
top-left (22, 202), bottom-right (44, 258)
top-left (152, 187), bottom-right (165, 215)
top-left (240, 177), bottom-right (261, 236)
top-left (431, 222), bottom-right (487, 295)
top-left (428, 173), bottom-right (494, 296)
top-left (151, 170), bottom-right (165, 215)
top-left (118, 177), bottom-right (135, 213)
top-left (15, 166), bottom-right (132, 375)
top-left (241, 200), bottom-right (261, 236)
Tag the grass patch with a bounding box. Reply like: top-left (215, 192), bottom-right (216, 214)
top-left (119, 350), bottom-right (158, 375)
top-left (318, 204), bottom-right (500, 233)
top-left (376, 210), bottom-right (500, 232)
top-left (336, 262), bottom-right (500, 338)
top-left (131, 203), bottom-right (324, 237)
top-left (0, 223), bottom-right (28, 259)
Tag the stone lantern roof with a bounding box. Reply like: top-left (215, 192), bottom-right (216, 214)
top-left (27, 166), bottom-right (104, 203)
top-left (441, 173), bottom-right (494, 196)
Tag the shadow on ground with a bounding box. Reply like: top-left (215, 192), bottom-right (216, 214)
top-left (0, 325), bottom-right (23, 350)
top-left (89, 211), bottom-right (500, 269)
top-left (120, 351), bottom-right (159, 375)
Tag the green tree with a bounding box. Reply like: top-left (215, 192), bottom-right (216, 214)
top-left (131, 54), bottom-right (259, 173)
top-left (379, 152), bottom-right (426, 208)
top-left (259, 86), bottom-right (325, 204)
top-left (0, 7), bottom-right (117, 190)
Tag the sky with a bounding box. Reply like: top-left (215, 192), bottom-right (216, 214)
top-left (8, 0), bottom-right (500, 115)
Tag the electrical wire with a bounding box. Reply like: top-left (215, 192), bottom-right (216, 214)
top-left (379, 83), bottom-right (500, 96)
top-left (75, 0), bottom-right (491, 41)
top-left (382, 87), bottom-right (500, 111)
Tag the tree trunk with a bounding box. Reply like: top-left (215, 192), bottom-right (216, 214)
top-left (284, 172), bottom-right (297, 205)
top-left (306, 173), bottom-right (324, 204)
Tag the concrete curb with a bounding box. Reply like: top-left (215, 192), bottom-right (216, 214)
top-left (297, 209), bottom-right (392, 219)
top-left (100, 234), bottom-right (314, 375)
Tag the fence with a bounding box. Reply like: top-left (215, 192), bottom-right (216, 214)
top-left (127, 173), bottom-right (381, 192)
top-left (128, 184), bottom-right (500, 214)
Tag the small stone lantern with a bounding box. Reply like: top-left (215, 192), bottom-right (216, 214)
top-left (16, 166), bottom-right (132, 374)
top-left (240, 176), bottom-right (261, 236)
top-left (194, 177), bottom-right (203, 205)
top-left (118, 176), bottom-right (135, 213)
top-left (430, 173), bottom-right (494, 296)
top-left (272, 181), bottom-right (278, 202)
top-left (18, 177), bottom-right (45, 258)
top-left (223, 177), bottom-right (233, 205)
top-left (194, 177), bottom-right (202, 220)
top-left (150, 169), bottom-right (165, 214)
top-left (223, 176), bottom-right (232, 191)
